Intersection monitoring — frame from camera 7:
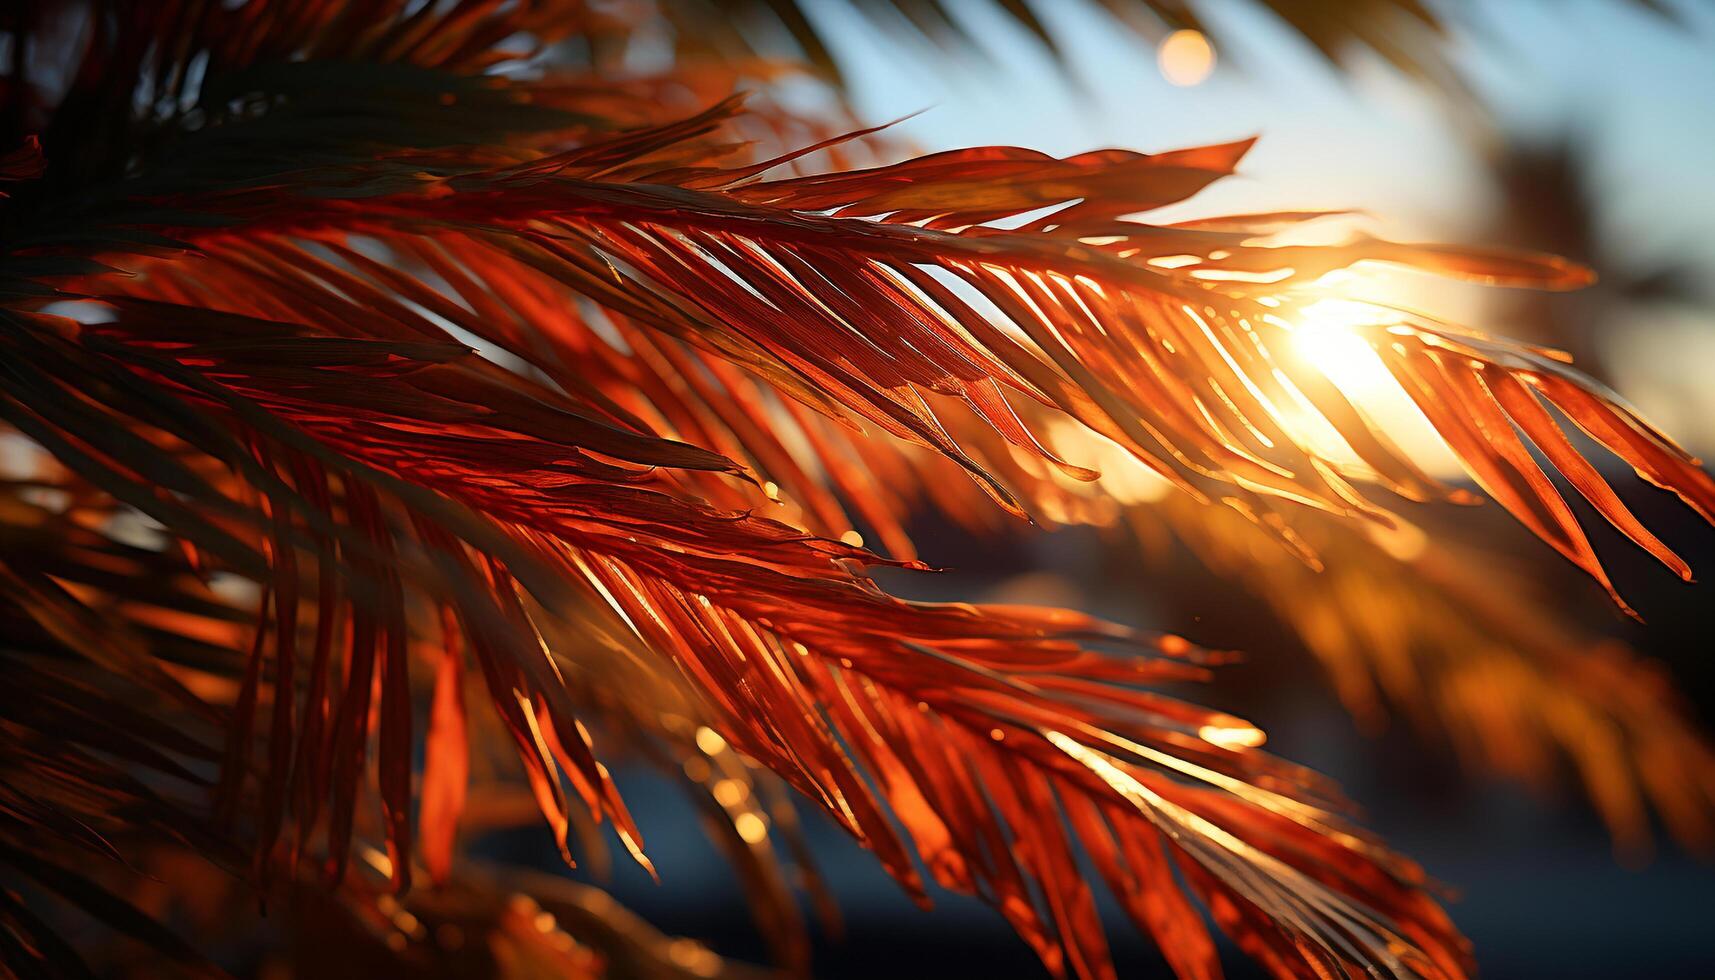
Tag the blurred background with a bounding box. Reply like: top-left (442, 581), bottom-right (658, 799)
top-left (473, 1), bottom-right (1715, 976)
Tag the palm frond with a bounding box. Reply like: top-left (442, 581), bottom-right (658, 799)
top-left (1, 4), bottom-right (1709, 980)
top-left (95, 104), bottom-right (1703, 602)
top-left (1127, 495), bottom-right (1715, 856)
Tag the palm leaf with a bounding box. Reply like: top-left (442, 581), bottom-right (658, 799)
top-left (1129, 495), bottom-right (1715, 856)
top-left (0, 4), bottom-right (1708, 979)
top-left (94, 105), bottom-right (1701, 601)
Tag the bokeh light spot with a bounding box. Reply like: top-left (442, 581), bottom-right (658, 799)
top-left (1158, 30), bottom-right (1215, 87)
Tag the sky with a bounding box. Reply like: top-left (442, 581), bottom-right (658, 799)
top-left (815, 0), bottom-right (1715, 238)
top-left (809, 0), bottom-right (1715, 450)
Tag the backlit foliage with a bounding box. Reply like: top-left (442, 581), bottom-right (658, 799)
top-left (0, 3), bottom-right (1709, 979)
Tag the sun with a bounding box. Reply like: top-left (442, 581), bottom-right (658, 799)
top-left (1290, 298), bottom-right (1396, 392)
top-left (1280, 296), bottom-right (1465, 478)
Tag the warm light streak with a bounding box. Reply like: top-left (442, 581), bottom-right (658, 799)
top-left (1158, 30), bottom-right (1215, 87)
top-left (1197, 724), bottom-right (1266, 749)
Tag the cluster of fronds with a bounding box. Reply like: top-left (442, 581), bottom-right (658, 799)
top-left (1, 2), bottom-right (1711, 979)
top-left (1123, 497), bottom-right (1715, 857)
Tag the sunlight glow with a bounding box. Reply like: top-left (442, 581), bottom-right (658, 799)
top-left (1291, 299), bottom-right (1395, 394)
top-left (1284, 297), bottom-right (1464, 479)
top-left (1157, 30), bottom-right (1214, 87)
top-left (1044, 419), bottom-right (1172, 505)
